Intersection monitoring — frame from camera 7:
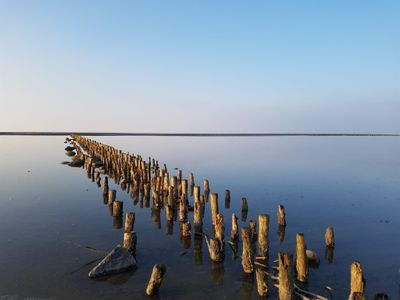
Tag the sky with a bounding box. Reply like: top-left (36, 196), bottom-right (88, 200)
top-left (0, 0), bottom-right (399, 133)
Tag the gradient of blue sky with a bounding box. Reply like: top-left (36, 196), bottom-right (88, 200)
top-left (0, 0), bottom-right (399, 132)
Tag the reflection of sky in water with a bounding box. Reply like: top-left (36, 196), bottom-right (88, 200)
top-left (0, 136), bottom-right (399, 299)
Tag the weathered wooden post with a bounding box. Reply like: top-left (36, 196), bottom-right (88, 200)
top-left (295, 233), bottom-right (308, 283)
top-left (325, 226), bottom-right (335, 247)
top-left (225, 189), bottom-right (230, 208)
top-left (278, 252), bottom-right (294, 300)
top-left (215, 213), bottom-right (225, 250)
top-left (181, 221), bottom-right (192, 238)
top-left (278, 204), bottom-right (286, 226)
top-left (231, 213), bottom-right (239, 240)
top-left (194, 200), bottom-right (202, 234)
top-left (146, 264), bottom-right (166, 296)
top-left (210, 193), bottom-right (219, 225)
top-left (189, 172), bottom-right (194, 187)
top-left (203, 179), bottom-right (210, 200)
top-left (108, 189), bottom-right (116, 205)
top-left (241, 227), bottom-right (253, 273)
top-left (207, 237), bottom-right (223, 263)
top-left (241, 197), bottom-right (248, 212)
top-left (258, 214), bottom-right (269, 258)
top-left (249, 220), bottom-right (257, 242)
top-left (113, 201), bottom-right (123, 217)
top-left (256, 267), bottom-right (268, 297)
top-left (181, 179), bottom-right (188, 201)
top-left (349, 261), bottom-right (366, 300)
top-left (102, 176), bottom-right (109, 195)
top-left (124, 212), bottom-right (135, 233)
top-left (123, 231), bottom-right (137, 256)
top-left (179, 200), bottom-right (188, 222)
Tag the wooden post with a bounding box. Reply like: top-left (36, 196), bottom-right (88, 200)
top-left (349, 261), bottom-right (365, 299)
top-left (225, 189), bottom-right (230, 208)
top-left (241, 197), bottom-right (248, 212)
top-left (108, 189), bottom-right (116, 205)
top-left (124, 212), bottom-right (135, 233)
top-left (206, 237), bottom-right (223, 263)
top-left (102, 176), bottom-right (109, 194)
top-left (146, 264), bottom-right (166, 296)
top-left (258, 214), bottom-right (269, 258)
top-left (194, 185), bottom-right (200, 203)
top-left (181, 179), bottom-right (188, 201)
top-left (194, 201), bottom-right (202, 234)
top-left (278, 252), bottom-right (294, 300)
top-left (123, 231), bottom-right (137, 256)
top-left (256, 267), bottom-right (268, 297)
top-left (278, 204), bottom-right (286, 226)
top-left (295, 233), bottom-right (308, 283)
top-left (210, 193), bottom-right (219, 225)
top-left (325, 226), bottom-right (335, 247)
top-left (203, 179), bottom-right (209, 194)
top-left (231, 213), bottom-right (239, 240)
top-left (189, 172), bottom-right (194, 186)
top-left (112, 201), bottom-right (123, 217)
top-left (249, 220), bottom-right (257, 242)
top-left (241, 227), bottom-right (253, 273)
top-left (179, 200), bottom-right (188, 222)
top-left (181, 221), bottom-right (192, 238)
top-left (215, 213), bottom-right (225, 250)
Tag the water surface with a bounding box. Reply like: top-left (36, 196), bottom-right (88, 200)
top-left (0, 136), bottom-right (399, 299)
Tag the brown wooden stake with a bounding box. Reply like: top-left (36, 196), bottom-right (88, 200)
top-left (241, 227), bottom-right (253, 273)
top-left (225, 189), bottom-right (230, 208)
top-left (206, 237), bottom-right (223, 263)
top-left (108, 189), bottom-right (116, 205)
top-left (210, 193), bottom-right (219, 225)
top-left (256, 267), bottom-right (268, 297)
top-left (146, 264), bottom-right (166, 296)
top-left (295, 233), bottom-right (308, 283)
top-left (179, 200), bottom-right (187, 222)
top-left (231, 213), bottom-right (239, 240)
top-left (112, 201), bottom-right (123, 217)
top-left (194, 201), bottom-right (202, 233)
top-left (241, 197), bottom-right (248, 212)
top-left (181, 179), bottom-right (188, 201)
top-left (249, 220), bottom-right (257, 242)
top-left (124, 212), bottom-right (135, 233)
top-left (181, 221), bottom-right (192, 238)
top-left (258, 214), bottom-right (269, 257)
top-left (214, 213), bottom-right (225, 250)
top-left (203, 179), bottom-right (210, 194)
top-left (349, 261), bottom-right (366, 299)
top-left (102, 176), bottom-right (109, 194)
top-left (189, 172), bottom-right (194, 186)
top-left (325, 226), bottom-right (335, 247)
top-left (278, 204), bottom-right (286, 226)
top-left (123, 231), bottom-right (137, 256)
top-left (278, 252), bottom-right (294, 300)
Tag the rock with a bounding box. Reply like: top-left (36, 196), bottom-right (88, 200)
top-left (68, 156), bottom-right (84, 167)
top-left (374, 294), bottom-right (390, 300)
top-left (306, 249), bottom-right (320, 267)
top-left (88, 245), bottom-right (136, 278)
top-left (65, 146), bottom-right (75, 152)
top-left (65, 151), bottom-right (76, 157)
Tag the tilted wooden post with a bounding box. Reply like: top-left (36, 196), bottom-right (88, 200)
top-left (146, 264), bottom-right (166, 296)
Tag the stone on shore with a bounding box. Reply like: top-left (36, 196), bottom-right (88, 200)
top-left (65, 146), bottom-right (75, 152)
top-left (88, 245), bottom-right (136, 278)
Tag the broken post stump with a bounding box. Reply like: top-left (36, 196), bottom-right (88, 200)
top-left (210, 193), bottom-right (219, 225)
top-left (325, 226), bottom-right (335, 247)
top-left (258, 214), bottom-right (269, 258)
top-left (124, 212), bottom-right (135, 233)
top-left (278, 204), bottom-right (286, 226)
top-left (113, 201), bottom-right (123, 217)
top-left (349, 261), bottom-right (366, 299)
top-left (231, 213), bottom-right (239, 241)
top-left (146, 264), bottom-right (166, 296)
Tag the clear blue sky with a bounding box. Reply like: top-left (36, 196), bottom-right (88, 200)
top-left (0, 0), bottom-right (399, 132)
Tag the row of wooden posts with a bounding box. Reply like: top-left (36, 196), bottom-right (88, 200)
top-left (69, 135), bottom-right (370, 299)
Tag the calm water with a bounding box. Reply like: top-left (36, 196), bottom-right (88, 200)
top-left (0, 136), bottom-right (399, 299)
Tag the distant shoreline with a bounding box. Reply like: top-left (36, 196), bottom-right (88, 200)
top-left (0, 132), bottom-right (399, 137)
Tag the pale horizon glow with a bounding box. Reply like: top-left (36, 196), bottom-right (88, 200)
top-left (0, 1), bottom-right (399, 133)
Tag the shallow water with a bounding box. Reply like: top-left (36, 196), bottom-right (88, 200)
top-left (0, 135), bottom-right (399, 299)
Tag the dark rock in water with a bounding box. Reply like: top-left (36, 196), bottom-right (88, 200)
top-left (65, 146), bottom-right (75, 152)
top-left (66, 151), bottom-right (76, 157)
top-left (306, 249), bottom-right (320, 268)
top-left (68, 158), bottom-right (84, 167)
top-left (374, 294), bottom-right (390, 300)
top-left (61, 161), bottom-right (70, 165)
top-left (88, 245), bottom-right (136, 278)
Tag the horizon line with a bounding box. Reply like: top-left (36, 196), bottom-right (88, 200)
top-left (0, 132), bottom-right (399, 137)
